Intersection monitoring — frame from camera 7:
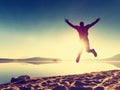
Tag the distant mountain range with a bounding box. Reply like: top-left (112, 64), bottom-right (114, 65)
top-left (105, 54), bottom-right (120, 60)
top-left (0, 54), bottom-right (120, 64)
top-left (0, 57), bottom-right (62, 64)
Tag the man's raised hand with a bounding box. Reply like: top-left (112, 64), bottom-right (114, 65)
top-left (65, 18), bottom-right (69, 22)
top-left (97, 18), bottom-right (100, 21)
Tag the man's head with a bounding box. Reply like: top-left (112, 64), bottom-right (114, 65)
top-left (79, 21), bottom-right (84, 27)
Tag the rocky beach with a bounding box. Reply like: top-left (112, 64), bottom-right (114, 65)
top-left (0, 70), bottom-right (120, 90)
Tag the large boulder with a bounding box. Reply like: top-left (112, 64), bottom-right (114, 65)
top-left (11, 75), bottom-right (30, 83)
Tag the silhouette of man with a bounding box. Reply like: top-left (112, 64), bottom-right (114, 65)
top-left (65, 18), bottom-right (100, 63)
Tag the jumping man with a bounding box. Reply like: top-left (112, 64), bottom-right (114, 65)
top-left (65, 18), bottom-right (100, 63)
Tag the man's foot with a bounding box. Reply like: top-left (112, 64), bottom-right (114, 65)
top-left (76, 57), bottom-right (79, 63)
top-left (76, 54), bottom-right (81, 63)
top-left (92, 49), bottom-right (97, 57)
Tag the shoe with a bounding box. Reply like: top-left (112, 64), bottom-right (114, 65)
top-left (92, 49), bottom-right (97, 57)
top-left (76, 54), bottom-right (81, 63)
top-left (76, 57), bottom-right (79, 63)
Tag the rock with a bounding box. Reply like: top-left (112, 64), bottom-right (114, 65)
top-left (50, 83), bottom-right (59, 87)
top-left (70, 86), bottom-right (92, 90)
top-left (11, 75), bottom-right (30, 83)
top-left (33, 85), bottom-right (40, 90)
top-left (5, 86), bottom-right (19, 90)
top-left (94, 86), bottom-right (104, 90)
top-left (41, 82), bottom-right (48, 86)
top-left (70, 87), bottom-right (81, 90)
top-left (19, 86), bottom-right (34, 90)
top-left (18, 75), bottom-right (30, 80)
top-left (46, 80), bottom-right (52, 83)
top-left (53, 85), bottom-right (66, 90)
top-left (60, 81), bottom-right (70, 86)
top-left (73, 81), bottom-right (83, 87)
top-left (115, 86), bottom-right (120, 90)
top-left (18, 80), bottom-right (27, 84)
top-left (11, 77), bottom-right (19, 83)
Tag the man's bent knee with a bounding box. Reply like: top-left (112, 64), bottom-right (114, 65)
top-left (86, 49), bottom-right (91, 53)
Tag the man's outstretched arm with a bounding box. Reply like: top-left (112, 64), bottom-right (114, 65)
top-left (88, 18), bottom-right (100, 28)
top-left (65, 18), bottom-right (76, 29)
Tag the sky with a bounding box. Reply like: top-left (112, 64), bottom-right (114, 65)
top-left (0, 0), bottom-right (120, 60)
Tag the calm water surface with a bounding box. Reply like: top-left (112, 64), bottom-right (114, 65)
top-left (0, 61), bottom-right (119, 84)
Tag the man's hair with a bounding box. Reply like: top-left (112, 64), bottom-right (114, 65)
top-left (80, 21), bottom-right (84, 26)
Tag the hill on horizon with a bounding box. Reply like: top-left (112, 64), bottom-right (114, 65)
top-left (0, 57), bottom-right (62, 64)
top-left (105, 54), bottom-right (120, 60)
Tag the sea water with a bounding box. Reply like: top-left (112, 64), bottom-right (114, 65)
top-left (0, 60), bottom-right (119, 84)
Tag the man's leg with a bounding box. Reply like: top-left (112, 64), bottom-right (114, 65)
top-left (76, 41), bottom-right (84, 63)
top-left (76, 51), bottom-right (82, 63)
top-left (85, 39), bottom-right (97, 57)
